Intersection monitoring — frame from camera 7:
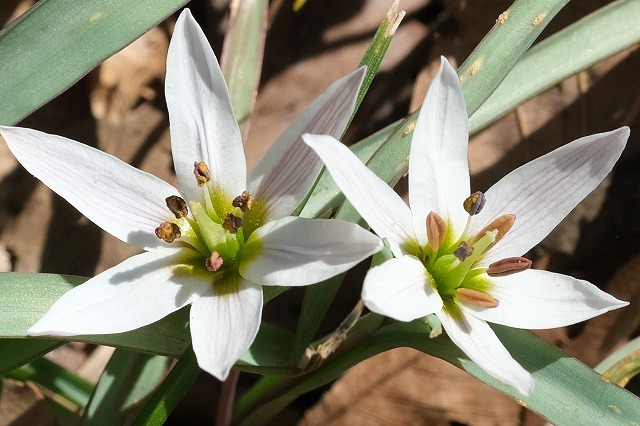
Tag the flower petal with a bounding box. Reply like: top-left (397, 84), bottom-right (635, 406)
top-left (469, 127), bottom-right (629, 266)
top-left (409, 57), bottom-right (470, 244)
top-left (438, 311), bottom-right (533, 396)
top-left (462, 269), bottom-right (628, 329)
top-left (362, 255), bottom-right (443, 322)
top-left (0, 126), bottom-right (179, 251)
top-left (240, 216), bottom-right (382, 286)
top-left (166, 9), bottom-right (246, 202)
top-left (190, 276), bottom-right (262, 381)
top-left (302, 134), bottom-right (416, 257)
top-left (28, 249), bottom-right (207, 336)
top-left (248, 68), bottom-right (365, 221)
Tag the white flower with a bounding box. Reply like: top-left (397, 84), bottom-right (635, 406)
top-left (302, 57), bottom-right (630, 396)
top-left (0, 9), bottom-right (381, 381)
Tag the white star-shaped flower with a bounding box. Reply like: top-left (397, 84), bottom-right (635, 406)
top-left (303, 57), bottom-right (629, 395)
top-left (0, 9), bottom-right (381, 381)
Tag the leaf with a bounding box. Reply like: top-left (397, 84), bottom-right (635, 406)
top-left (221, 0), bottom-right (268, 138)
top-left (0, 273), bottom-right (190, 356)
top-left (469, 0), bottom-right (640, 134)
top-left (0, 0), bottom-right (188, 125)
top-left (237, 322), bottom-right (640, 425)
top-left (81, 350), bottom-right (168, 425)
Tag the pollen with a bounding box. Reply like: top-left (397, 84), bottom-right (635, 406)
top-left (193, 161), bottom-right (212, 186)
top-left (222, 213), bottom-right (243, 234)
top-left (166, 195), bottom-right (188, 219)
top-left (453, 241), bottom-right (473, 261)
top-left (463, 191), bottom-right (486, 216)
top-left (232, 191), bottom-right (253, 212)
top-left (155, 221), bottom-right (181, 243)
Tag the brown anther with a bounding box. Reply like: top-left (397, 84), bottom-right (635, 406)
top-left (463, 191), bottom-right (486, 216)
top-left (232, 191), bottom-right (253, 212)
top-left (453, 241), bottom-right (474, 262)
top-left (487, 257), bottom-right (532, 277)
top-left (193, 161), bottom-right (211, 186)
top-left (205, 251), bottom-right (224, 271)
top-left (222, 213), bottom-right (243, 234)
top-left (426, 212), bottom-right (446, 251)
top-left (471, 214), bottom-right (515, 251)
top-left (166, 195), bottom-right (188, 219)
top-left (456, 288), bottom-right (499, 308)
top-left (155, 222), bottom-right (181, 243)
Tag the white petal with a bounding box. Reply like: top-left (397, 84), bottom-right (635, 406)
top-left (462, 269), bottom-right (628, 329)
top-left (469, 127), bottom-right (629, 266)
top-left (438, 311), bottom-right (533, 396)
top-left (302, 134), bottom-right (416, 257)
top-left (28, 249), bottom-right (208, 336)
top-left (248, 68), bottom-right (365, 221)
top-left (166, 10), bottom-right (246, 202)
top-left (0, 126), bottom-right (179, 251)
top-left (409, 57), bottom-right (470, 245)
top-left (362, 255), bottom-right (443, 322)
top-left (190, 276), bottom-right (262, 381)
top-left (240, 216), bottom-right (382, 286)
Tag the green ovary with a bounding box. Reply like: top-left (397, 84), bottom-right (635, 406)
top-left (418, 229), bottom-right (497, 303)
top-left (174, 185), bottom-right (264, 276)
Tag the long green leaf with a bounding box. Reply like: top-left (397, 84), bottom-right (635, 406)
top-left (239, 322), bottom-right (640, 425)
top-left (0, 0), bottom-right (188, 125)
top-left (469, 0), bottom-right (640, 133)
top-left (131, 346), bottom-right (200, 426)
top-left (0, 273), bottom-right (190, 356)
top-left (0, 338), bottom-right (61, 376)
top-left (9, 357), bottom-right (94, 408)
top-left (458, 0), bottom-right (570, 115)
top-left (221, 0), bottom-right (268, 137)
top-left (82, 350), bottom-right (168, 425)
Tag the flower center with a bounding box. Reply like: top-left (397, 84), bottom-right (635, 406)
top-left (417, 192), bottom-right (530, 311)
top-left (154, 161), bottom-right (261, 276)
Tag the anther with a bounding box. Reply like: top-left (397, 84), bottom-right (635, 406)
top-left (426, 212), bottom-right (446, 251)
top-left (471, 214), bottom-right (515, 251)
top-left (456, 288), bottom-right (499, 308)
top-left (155, 222), bottom-right (181, 243)
top-left (463, 191), bottom-right (486, 216)
top-left (222, 213), bottom-right (243, 234)
top-left (193, 161), bottom-right (211, 186)
top-left (166, 195), bottom-right (188, 219)
top-left (206, 251), bottom-right (224, 271)
top-left (232, 191), bottom-right (253, 212)
top-left (487, 257), bottom-right (532, 277)
top-left (453, 241), bottom-right (474, 262)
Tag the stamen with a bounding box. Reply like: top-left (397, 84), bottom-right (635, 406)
top-left (166, 195), bottom-right (188, 219)
top-left (193, 161), bottom-right (211, 186)
top-left (426, 212), bottom-right (446, 251)
top-left (155, 222), bottom-right (181, 243)
top-left (456, 288), bottom-right (499, 308)
top-left (206, 251), bottom-right (224, 271)
top-left (222, 213), bottom-right (243, 234)
top-left (463, 191), bottom-right (486, 216)
top-left (453, 242), bottom-right (474, 262)
top-left (232, 191), bottom-right (253, 212)
top-left (487, 257), bottom-right (532, 277)
top-left (471, 214), bottom-right (515, 251)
